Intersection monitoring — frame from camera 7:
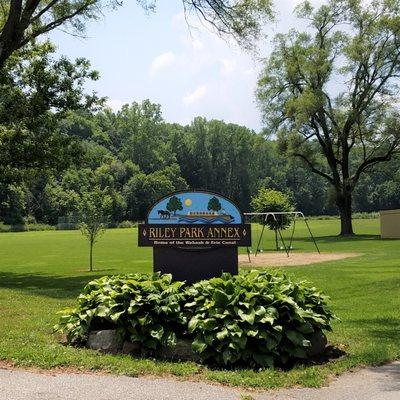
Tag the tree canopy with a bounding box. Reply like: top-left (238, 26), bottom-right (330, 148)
top-left (0, 41), bottom-right (101, 183)
top-left (257, 0), bottom-right (400, 235)
top-left (0, 99), bottom-right (399, 226)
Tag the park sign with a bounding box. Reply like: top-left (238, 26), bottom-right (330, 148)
top-left (139, 190), bottom-right (250, 247)
top-left (138, 190), bottom-right (251, 283)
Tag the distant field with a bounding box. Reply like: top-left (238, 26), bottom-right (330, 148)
top-left (0, 218), bottom-right (399, 389)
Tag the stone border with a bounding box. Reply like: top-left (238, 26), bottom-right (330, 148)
top-left (86, 330), bottom-right (327, 362)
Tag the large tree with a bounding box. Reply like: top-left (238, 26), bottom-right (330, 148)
top-left (0, 41), bottom-right (101, 182)
top-left (0, 0), bottom-right (272, 69)
top-left (257, 0), bottom-right (400, 235)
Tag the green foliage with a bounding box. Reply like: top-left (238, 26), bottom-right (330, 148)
top-left (0, 222), bottom-right (55, 232)
top-left (309, 212), bottom-right (379, 220)
top-left (0, 41), bottom-right (100, 194)
top-left (79, 187), bottom-right (112, 271)
top-left (118, 220), bottom-right (136, 229)
top-left (185, 271), bottom-right (334, 368)
top-left (55, 273), bottom-right (188, 350)
top-left (207, 196), bottom-right (222, 212)
top-left (55, 270), bottom-right (334, 369)
top-left (179, 0), bottom-right (273, 49)
top-left (251, 188), bottom-right (295, 230)
top-left (1, 99), bottom-right (398, 226)
top-left (257, 0), bottom-right (400, 234)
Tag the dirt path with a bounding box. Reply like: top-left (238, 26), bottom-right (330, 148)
top-left (239, 252), bottom-right (361, 267)
top-left (0, 362), bottom-right (399, 400)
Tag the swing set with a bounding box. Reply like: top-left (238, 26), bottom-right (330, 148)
top-left (243, 211), bottom-right (320, 259)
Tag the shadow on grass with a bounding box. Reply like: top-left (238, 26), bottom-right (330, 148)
top-left (356, 317), bottom-right (400, 392)
top-left (281, 234), bottom-right (381, 243)
top-left (347, 317), bottom-right (400, 343)
top-left (0, 271), bottom-right (107, 299)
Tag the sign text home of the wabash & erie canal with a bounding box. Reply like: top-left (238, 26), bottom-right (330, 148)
top-left (139, 224), bottom-right (250, 247)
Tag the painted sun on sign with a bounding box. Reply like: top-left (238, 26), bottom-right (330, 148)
top-left (184, 198), bottom-right (192, 207)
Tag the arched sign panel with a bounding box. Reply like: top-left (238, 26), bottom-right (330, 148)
top-left (139, 191), bottom-right (250, 248)
top-left (146, 191), bottom-right (243, 225)
top-left (138, 190), bottom-right (251, 283)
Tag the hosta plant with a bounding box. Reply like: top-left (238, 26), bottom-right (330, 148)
top-left (55, 270), bottom-right (335, 369)
top-left (185, 270), bottom-right (335, 368)
top-left (54, 273), bottom-right (188, 350)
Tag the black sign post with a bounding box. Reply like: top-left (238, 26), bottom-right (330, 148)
top-left (138, 190), bottom-right (251, 283)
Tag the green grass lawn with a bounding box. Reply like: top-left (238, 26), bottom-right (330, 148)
top-left (0, 218), bottom-right (399, 389)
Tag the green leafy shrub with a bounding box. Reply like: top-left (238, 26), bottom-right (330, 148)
top-left (309, 212), bottom-right (378, 220)
top-left (55, 273), bottom-right (188, 350)
top-left (55, 271), bottom-right (335, 369)
top-left (250, 189), bottom-right (295, 250)
top-left (0, 222), bottom-right (55, 232)
top-left (185, 271), bottom-right (334, 368)
top-left (118, 220), bottom-right (137, 228)
top-left (250, 188), bottom-right (295, 231)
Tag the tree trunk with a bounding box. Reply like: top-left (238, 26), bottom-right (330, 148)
top-left (89, 242), bottom-right (93, 272)
top-left (336, 190), bottom-right (354, 236)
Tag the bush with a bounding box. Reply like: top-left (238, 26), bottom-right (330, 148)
top-left (250, 189), bottom-right (295, 231)
top-left (55, 271), bottom-right (335, 369)
top-left (118, 220), bottom-right (137, 229)
top-left (308, 212), bottom-right (379, 220)
top-left (54, 273), bottom-right (188, 350)
top-left (185, 271), bottom-right (334, 368)
top-left (26, 223), bottom-right (56, 231)
top-left (0, 222), bottom-right (55, 232)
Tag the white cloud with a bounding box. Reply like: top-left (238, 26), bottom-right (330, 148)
top-left (106, 98), bottom-right (126, 111)
top-left (149, 51), bottom-right (175, 75)
top-left (219, 58), bottom-right (237, 75)
top-left (167, 7), bottom-right (263, 127)
top-left (171, 12), bottom-right (185, 28)
top-left (191, 39), bottom-right (204, 52)
top-left (243, 68), bottom-right (255, 76)
top-left (183, 86), bottom-right (207, 106)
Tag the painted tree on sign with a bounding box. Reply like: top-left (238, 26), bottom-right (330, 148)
top-left (166, 195), bottom-right (183, 216)
top-left (257, 0), bottom-right (400, 235)
top-left (207, 196), bottom-right (222, 212)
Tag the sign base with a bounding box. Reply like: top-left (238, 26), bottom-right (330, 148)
top-left (153, 247), bottom-right (238, 284)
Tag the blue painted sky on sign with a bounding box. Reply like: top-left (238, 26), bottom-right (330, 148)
top-left (147, 191), bottom-right (243, 224)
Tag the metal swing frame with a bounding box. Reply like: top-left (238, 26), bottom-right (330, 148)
top-left (243, 211), bottom-right (320, 258)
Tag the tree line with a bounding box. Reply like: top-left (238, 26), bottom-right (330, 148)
top-left (0, 99), bottom-right (399, 225)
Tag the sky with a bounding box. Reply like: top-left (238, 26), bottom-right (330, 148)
top-left (50, 0), bottom-right (324, 132)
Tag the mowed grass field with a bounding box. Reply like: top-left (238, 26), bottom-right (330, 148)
top-left (0, 219), bottom-right (399, 389)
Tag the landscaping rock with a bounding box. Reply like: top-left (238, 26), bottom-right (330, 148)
top-left (158, 338), bottom-right (200, 362)
top-left (121, 341), bottom-right (141, 356)
top-left (87, 330), bottom-right (121, 354)
top-left (306, 331), bottom-right (327, 357)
